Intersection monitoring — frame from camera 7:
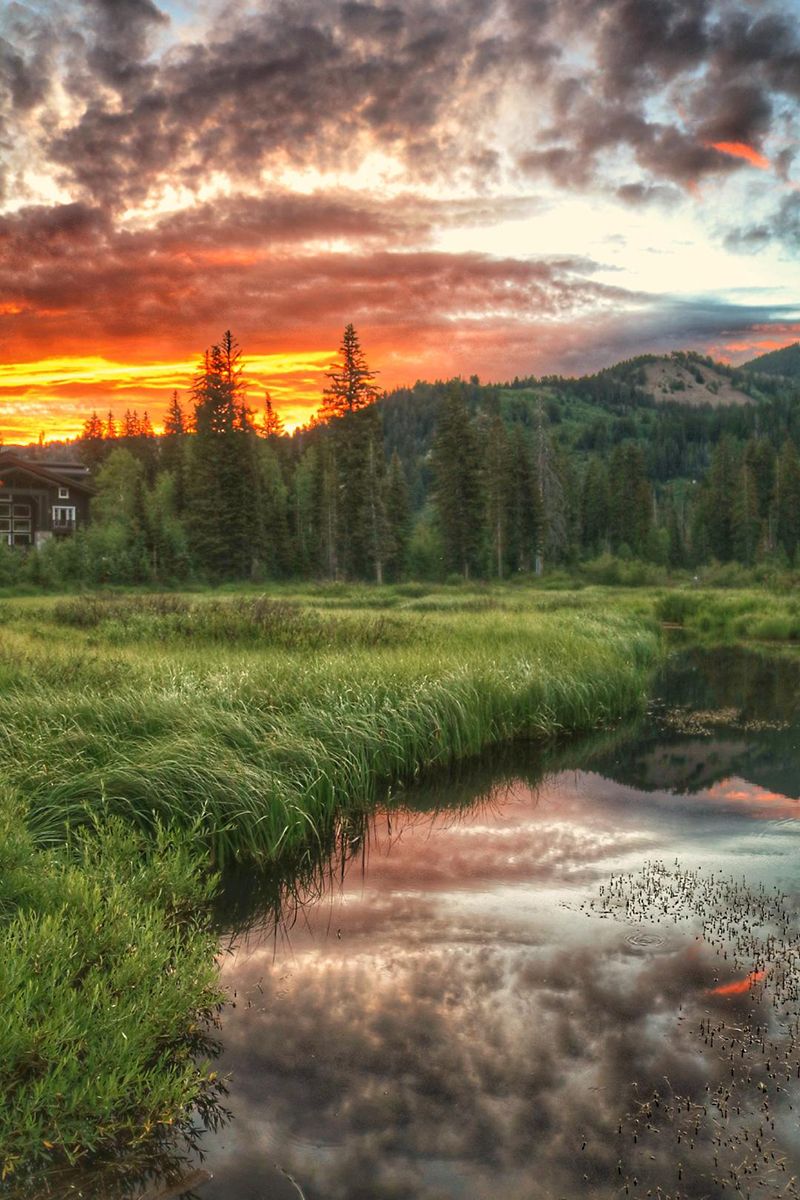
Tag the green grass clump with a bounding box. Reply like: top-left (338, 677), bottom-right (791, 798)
top-left (0, 584), bottom-right (661, 1182)
top-left (0, 806), bottom-right (223, 1183)
top-left (1, 597), bottom-right (659, 867)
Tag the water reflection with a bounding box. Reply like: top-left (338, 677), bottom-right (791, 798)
top-left (20, 646), bottom-right (800, 1200)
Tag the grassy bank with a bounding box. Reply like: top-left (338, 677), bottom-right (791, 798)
top-left (1, 590), bottom-right (659, 865)
top-left (0, 587), bottom-right (659, 1183)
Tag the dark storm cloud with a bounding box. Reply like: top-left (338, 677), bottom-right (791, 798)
top-left (40, 0), bottom-right (548, 210)
top-left (513, 0), bottom-right (799, 206)
top-left (3, 0), bottom-right (797, 236)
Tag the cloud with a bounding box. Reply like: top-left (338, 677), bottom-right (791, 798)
top-left (725, 191), bottom-right (800, 253)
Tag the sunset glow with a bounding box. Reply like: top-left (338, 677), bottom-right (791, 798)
top-left (0, 0), bottom-right (798, 443)
top-left (709, 142), bottom-right (771, 171)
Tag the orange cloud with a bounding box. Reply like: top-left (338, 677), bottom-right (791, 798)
top-left (709, 970), bottom-right (765, 997)
top-left (709, 142), bottom-right (770, 171)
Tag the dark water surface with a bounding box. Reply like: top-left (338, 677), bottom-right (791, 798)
top-left (189, 647), bottom-right (800, 1200)
top-left (29, 647), bottom-right (800, 1199)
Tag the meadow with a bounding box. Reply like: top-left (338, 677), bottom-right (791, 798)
top-left (7, 580), bottom-right (777, 1184)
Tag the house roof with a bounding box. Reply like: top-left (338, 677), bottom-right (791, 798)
top-left (0, 454), bottom-right (94, 494)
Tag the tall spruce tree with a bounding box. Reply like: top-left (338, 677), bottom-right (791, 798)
top-left (483, 406), bottom-right (510, 578)
top-left (186, 332), bottom-right (263, 579)
top-left (383, 451), bottom-right (411, 581)
top-left (321, 324), bottom-right (379, 418)
top-left (774, 438), bottom-right (800, 562)
top-left (608, 443), bottom-right (651, 556)
top-left (506, 433), bottom-right (542, 574)
top-left (580, 458), bottom-right (609, 556)
top-left (316, 325), bottom-right (385, 581)
top-left (161, 391), bottom-right (187, 513)
top-left (431, 386), bottom-right (484, 579)
top-left (704, 436), bottom-right (740, 561)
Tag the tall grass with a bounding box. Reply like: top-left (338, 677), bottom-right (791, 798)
top-left (1, 595), bottom-right (659, 866)
top-left (0, 805), bottom-right (224, 1182)
top-left (0, 587), bottom-right (659, 1181)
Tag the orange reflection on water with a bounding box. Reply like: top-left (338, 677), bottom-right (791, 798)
top-left (709, 970), bottom-right (766, 997)
top-left (705, 777), bottom-right (800, 819)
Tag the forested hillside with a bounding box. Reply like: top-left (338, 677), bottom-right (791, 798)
top-left (744, 343), bottom-right (800, 379)
top-left (3, 338), bottom-right (800, 588)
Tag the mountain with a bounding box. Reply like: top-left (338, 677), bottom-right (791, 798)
top-left (576, 351), bottom-right (760, 408)
top-left (742, 342), bottom-right (800, 379)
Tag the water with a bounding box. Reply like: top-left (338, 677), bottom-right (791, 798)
top-left (24, 647), bottom-right (800, 1199)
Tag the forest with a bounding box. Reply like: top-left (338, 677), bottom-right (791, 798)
top-left (3, 327), bottom-right (800, 589)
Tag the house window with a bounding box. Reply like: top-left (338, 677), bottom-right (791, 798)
top-left (58, 486), bottom-right (70, 499)
top-left (52, 506), bottom-right (76, 526)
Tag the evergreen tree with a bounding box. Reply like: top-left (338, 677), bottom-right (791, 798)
top-left (774, 438), bottom-right (800, 562)
top-left (431, 386), bottom-right (484, 579)
top-left (704, 436), bottom-right (740, 561)
top-left (256, 438), bottom-right (292, 577)
top-left (482, 406), bottom-right (510, 578)
top-left (321, 324), bottom-right (379, 419)
top-left (608, 443), bottom-right (651, 556)
top-left (383, 451), bottom-right (410, 581)
top-left (534, 419), bottom-right (570, 568)
top-left (580, 458), bottom-right (609, 555)
top-left (161, 391), bottom-right (187, 513)
top-left (79, 412), bottom-right (106, 471)
top-left (506, 434), bottom-right (542, 574)
top-left (262, 393), bottom-right (285, 438)
top-left (186, 333), bottom-right (263, 579)
top-left (733, 463), bottom-right (761, 565)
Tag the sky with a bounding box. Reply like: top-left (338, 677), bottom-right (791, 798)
top-left (0, 0), bottom-right (799, 439)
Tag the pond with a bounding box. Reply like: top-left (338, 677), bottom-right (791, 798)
top-left (27, 646), bottom-right (800, 1199)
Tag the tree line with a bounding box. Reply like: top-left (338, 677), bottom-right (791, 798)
top-left (4, 328), bottom-right (800, 587)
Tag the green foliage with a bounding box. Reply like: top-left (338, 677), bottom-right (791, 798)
top-left (0, 808), bottom-right (222, 1181)
top-left (431, 386), bottom-right (484, 579)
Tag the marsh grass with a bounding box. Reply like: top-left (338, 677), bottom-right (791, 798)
top-left (0, 586), bottom-right (660, 1181)
top-left (1, 596), bottom-right (659, 866)
top-left (655, 589), bottom-right (800, 643)
top-left (0, 806), bottom-right (225, 1183)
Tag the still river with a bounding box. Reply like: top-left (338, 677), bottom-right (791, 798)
top-left (40, 646), bottom-right (800, 1199)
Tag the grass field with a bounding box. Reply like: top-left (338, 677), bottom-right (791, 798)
top-left (0, 584), bottom-right (663, 1182)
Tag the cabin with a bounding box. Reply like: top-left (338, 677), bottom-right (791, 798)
top-left (0, 453), bottom-right (92, 549)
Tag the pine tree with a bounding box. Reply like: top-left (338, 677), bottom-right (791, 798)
top-left (431, 386), bottom-right (484, 579)
top-left (704, 436), bottom-right (740, 561)
top-left (321, 324), bottom-right (379, 419)
top-left (506, 434), bottom-right (542, 574)
top-left (483, 406), bottom-right (510, 578)
top-left (383, 451), bottom-right (410, 581)
top-left (608, 443), bottom-right (651, 556)
top-left (186, 333), bottom-right (263, 579)
top-left (161, 391), bottom-right (187, 512)
top-left (262, 393), bottom-right (285, 438)
top-left (80, 411), bottom-right (106, 470)
top-left (733, 463), bottom-right (761, 565)
top-left (106, 411), bottom-right (118, 440)
top-left (774, 438), bottom-right (800, 562)
top-left (534, 417), bottom-right (570, 569)
top-left (580, 458), bottom-right (609, 556)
